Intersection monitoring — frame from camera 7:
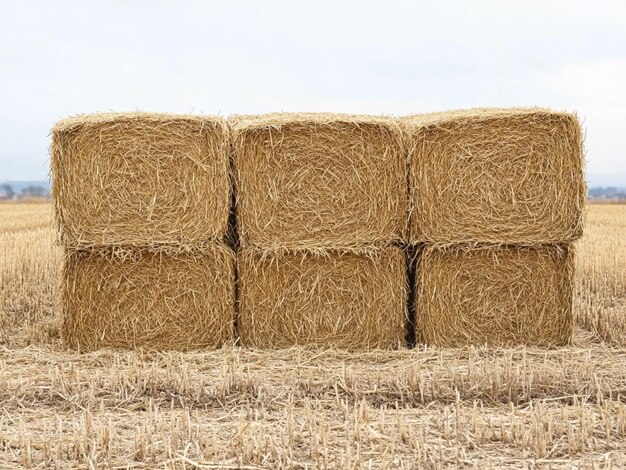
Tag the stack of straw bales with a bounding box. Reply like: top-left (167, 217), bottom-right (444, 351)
top-left (52, 113), bottom-right (234, 351)
top-left (232, 113), bottom-right (408, 349)
top-left (52, 107), bottom-right (584, 351)
top-left (403, 108), bottom-right (585, 346)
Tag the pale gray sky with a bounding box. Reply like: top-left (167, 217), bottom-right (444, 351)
top-left (1, 0), bottom-right (625, 186)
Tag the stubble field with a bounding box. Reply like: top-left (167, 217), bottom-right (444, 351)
top-left (0, 202), bottom-right (625, 469)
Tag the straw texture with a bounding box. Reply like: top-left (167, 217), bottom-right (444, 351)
top-left (238, 247), bottom-right (407, 349)
top-left (403, 108), bottom-right (585, 245)
top-left (232, 113), bottom-right (407, 250)
top-left (52, 113), bottom-right (231, 250)
top-left (416, 244), bottom-right (574, 347)
top-left (62, 244), bottom-right (235, 351)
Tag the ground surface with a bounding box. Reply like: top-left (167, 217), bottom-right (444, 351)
top-left (0, 203), bottom-right (625, 469)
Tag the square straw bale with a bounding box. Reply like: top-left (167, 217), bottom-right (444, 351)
top-left (238, 247), bottom-right (407, 349)
top-left (402, 108), bottom-right (585, 245)
top-left (52, 113), bottom-right (230, 249)
top-left (62, 245), bottom-right (234, 351)
top-left (232, 113), bottom-right (407, 250)
top-left (416, 244), bottom-right (574, 347)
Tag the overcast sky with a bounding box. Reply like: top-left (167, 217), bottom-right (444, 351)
top-left (1, 0), bottom-right (625, 186)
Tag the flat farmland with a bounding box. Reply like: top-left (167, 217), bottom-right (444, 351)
top-left (0, 202), bottom-right (625, 469)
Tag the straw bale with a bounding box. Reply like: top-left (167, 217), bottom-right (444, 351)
top-left (62, 244), bottom-right (234, 351)
top-left (231, 113), bottom-right (407, 250)
top-left (402, 108), bottom-right (585, 245)
top-left (416, 244), bottom-right (574, 347)
top-left (52, 113), bottom-right (230, 249)
top-left (238, 247), bottom-right (407, 349)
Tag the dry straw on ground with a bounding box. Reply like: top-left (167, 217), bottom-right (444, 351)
top-left (416, 244), bottom-right (574, 347)
top-left (231, 113), bottom-right (407, 250)
top-left (62, 244), bottom-right (234, 351)
top-left (3, 203), bottom-right (626, 467)
top-left (402, 108), bottom-right (585, 245)
top-left (52, 113), bottom-right (231, 250)
top-left (238, 247), bottom-right (407, 349)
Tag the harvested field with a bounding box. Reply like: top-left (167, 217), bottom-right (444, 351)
top-left (232, 113), bottom-right (407, 250)
top-left (238, 247), bottom-right (407, 349)
top-left (51, 113), bottom-right (231, 249)
top-left (62, 245), bottom-right (234, 351)
top-left (403, 108), bottom-right (585, 245)
top-left (1, 203), bottom-right (625, 468)
top-left (416, 244), bottom-right (574, 347)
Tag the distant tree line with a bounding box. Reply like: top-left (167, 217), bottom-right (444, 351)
top-left (0, 184), bottom-right (49, 200)
top-left (588, 187), bottom-right (626, 200)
